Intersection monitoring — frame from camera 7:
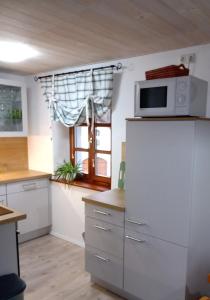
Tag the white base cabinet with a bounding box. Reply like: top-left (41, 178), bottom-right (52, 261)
top-left (85, 203), bottom-right (124, 290)
top-left (7, 178), bottom-right (51, 242)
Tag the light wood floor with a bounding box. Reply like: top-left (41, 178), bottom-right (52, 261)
top-left (19, 235), bottom-right (123, 300)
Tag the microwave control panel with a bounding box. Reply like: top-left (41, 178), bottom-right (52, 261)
top-left (176, 78), bottom-right (188, 107)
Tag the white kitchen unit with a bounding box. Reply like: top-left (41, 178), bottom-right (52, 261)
top-left (7, 178), bottom-right (51, 242)
top-left (83, 189), bottom-right (127, 295)
top-left (85, 203), bottom-right (124, 290)
top-left (125, 118), bottom-right (210, 300)
top-left (0, 78), bottom-right (28, 137)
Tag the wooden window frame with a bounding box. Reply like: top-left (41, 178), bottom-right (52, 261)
top-left (69, 122), bottom-right (111, 190)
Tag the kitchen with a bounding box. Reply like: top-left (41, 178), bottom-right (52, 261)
top-left (1, 1), bottom-right (210, 300)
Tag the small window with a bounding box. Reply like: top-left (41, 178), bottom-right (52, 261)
top-left (69, 122), bottom-right (111, 189)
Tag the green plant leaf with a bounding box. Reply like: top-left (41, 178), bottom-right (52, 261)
top-left (54, 160), bottom-right (82, 185)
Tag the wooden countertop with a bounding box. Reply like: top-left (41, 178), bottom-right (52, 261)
top-left (0, 205), bottom-right (26, 225)
top-left (82, 188), bottom-right (125, 211)
top-left (0, 170), bottom-right (51, 184)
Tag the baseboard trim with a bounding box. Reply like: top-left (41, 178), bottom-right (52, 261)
top-left (91, 276), bottom-right (140, 300)
top-left (19, 226), bottom-right (51, 243)
top-left (50, 231), bottom-right (85, 248)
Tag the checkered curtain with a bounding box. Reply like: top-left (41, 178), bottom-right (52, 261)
top-left (40, 68), bottom-right (113, 128)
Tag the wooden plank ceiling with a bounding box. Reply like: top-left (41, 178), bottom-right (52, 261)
top-left (0, 0), bottom-right (210, 75)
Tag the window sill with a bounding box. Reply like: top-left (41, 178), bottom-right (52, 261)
top-left (50, 178), bottom-right (110, 192)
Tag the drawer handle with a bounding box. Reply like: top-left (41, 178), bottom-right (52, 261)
top-left (22, 183), bottom-right (37, 191)
top-left (94, 209), bottom-right (111, 216)
top-left (126, 219), bottom-right (146, 226)
top-left (94, 254), bottom-right (110, 262)
top-left (94, 225), bottom-right (111, 232)
top-left (125, 235), bottom-right (146, 243)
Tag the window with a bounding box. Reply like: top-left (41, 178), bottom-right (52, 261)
top-left (69, 122), bottom-right (111, 190)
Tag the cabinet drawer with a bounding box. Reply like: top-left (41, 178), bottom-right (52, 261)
top-left (85, 217), bottom-right (124, 259)
top-left (85, 246), bottom-right (123, 289)
top-left (7, 178), bottom-right (49, 194)
top-left (0, 195), bottom-right (6, 206)
top-left (0, 184), bottom-right (6, 196)
top-left (124, 230), bottom-right (187, 300)
top-left (85, 203), bottom-right (124, 227)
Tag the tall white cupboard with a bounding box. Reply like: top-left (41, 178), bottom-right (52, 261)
top-left (125, 118), bottom-right (210, 300)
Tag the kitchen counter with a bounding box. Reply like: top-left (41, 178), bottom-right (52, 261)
top-left (82, 188), bottom-right (125, 211)
top-left (0, 170), bottom-right (51, 184)
top-left (0, 205), bottom-right (26, 225)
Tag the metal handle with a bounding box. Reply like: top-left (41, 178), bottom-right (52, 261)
top-left (94, 209), bottom-right (111, 216)
top-left (94, 225), bottom-right (111, 232)
top-left (126, 219), bottom-right (146, 226)
top-left (94, 254), bottom-right (110, 262)
top-left (22, 183), bottom-right (37, 191)
top-left (125, 235), bottom-right (146, 243)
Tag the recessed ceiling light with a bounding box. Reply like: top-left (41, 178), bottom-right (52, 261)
top-left (0, 41), bottom-right (40, 63)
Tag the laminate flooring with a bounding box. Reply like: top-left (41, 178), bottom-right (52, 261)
top-left (19, 235), bottom-right (123, 300)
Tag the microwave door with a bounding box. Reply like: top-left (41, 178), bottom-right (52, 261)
top-left (136, 80), bottom-right (176, 116)
top-left (140, 86), bottom-right (167, 109)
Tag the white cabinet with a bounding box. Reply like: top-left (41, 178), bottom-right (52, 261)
top-left (125, 119), bottom-right (210, 299)
top-left (125, 121), bottom-right (194, 247)
top-left (0, 223), bottom-right (19, 276)
top-left (124, 230), bottom-right (187, 300)
top-left (85, 203), bottom-right (124, 289)
top-left (0, 78), bottom-right (27, 137)
top-left (7, 178), bottom-right (50, 242)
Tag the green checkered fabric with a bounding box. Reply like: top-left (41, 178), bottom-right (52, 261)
top-left (40, 68), bottom-right (113, 127)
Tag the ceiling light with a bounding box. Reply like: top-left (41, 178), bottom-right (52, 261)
top-left (0, 41), bottom-right (40, 63)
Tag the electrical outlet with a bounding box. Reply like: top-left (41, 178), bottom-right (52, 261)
top-left (180, 53), bottom-right (196, 65)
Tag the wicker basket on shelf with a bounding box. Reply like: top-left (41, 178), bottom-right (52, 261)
top-left (145, 64), bottom-right (189, 80)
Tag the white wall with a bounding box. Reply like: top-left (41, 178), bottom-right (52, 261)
top-left (0, 72), bottom-right (26, 82)
top-left (25, 77), bottom-right (53, 173)
top-left (26, 43), bottom-right (210, 246)
top-left (50, 182), bottom-right (93, 247)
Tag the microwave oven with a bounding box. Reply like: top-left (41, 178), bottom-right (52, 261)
top-left (134, 76), bottom-right (208, 117)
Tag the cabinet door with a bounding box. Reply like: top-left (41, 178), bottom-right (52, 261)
top-left (125, 121), bottom-right (194, 247)
top-left (0, 79), bottom-right (27, 137)
top-left (124, 230), bottom-right (187, 300)
top-left (7, 188), bottom-right (49, 234)
top-left (0, 223), bottom-right (18, 276)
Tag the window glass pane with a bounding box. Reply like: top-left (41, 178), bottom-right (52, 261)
top-left (95, 154), bottom-right (111, 177)
top-left (75, 126), bottom-right (89, 149)
top-left (95, 127), bottom-right (111, 151)
top-left (75, 151), bottom-right (89, 174)
top-left (0, 85), bottom-right (23, 132)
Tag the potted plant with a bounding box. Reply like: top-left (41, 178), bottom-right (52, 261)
top-left (54, 160), bottom-right (82, 185)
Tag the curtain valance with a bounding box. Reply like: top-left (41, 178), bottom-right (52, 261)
top-left (40, 68), bottom-right (113, 128)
